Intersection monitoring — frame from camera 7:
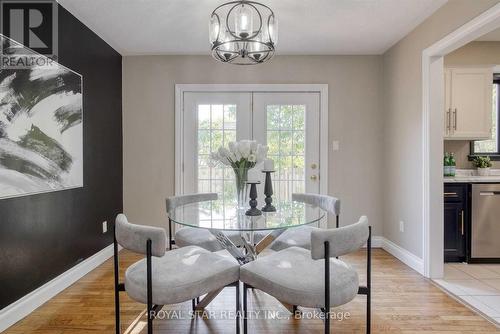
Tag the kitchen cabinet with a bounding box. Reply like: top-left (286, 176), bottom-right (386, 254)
top-left (444, 67), bottom-right (493, 140)
top-left (444, 183), bottom-right (468, 262)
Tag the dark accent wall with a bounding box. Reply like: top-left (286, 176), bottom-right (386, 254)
top-left (0, 5), bottom-right (122, 309)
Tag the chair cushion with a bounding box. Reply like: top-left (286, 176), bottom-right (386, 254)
top-left (292, 193), bottom-right (340, 215)
top-left (240, 247), bottom-right (359, 308)
top-left (125, 246), bottom-right (240, 305)
top-left (257, 248), bottom-right (277, 257)
top-left (176, 228), bottom-right (269, 251)
top-left (213, 249), bottom-right (240, 261)
top-left (175, 228), bottom-right (223, 251)
top-left (166, 193), bottom-right (217, 212)
top-left (270, 225), bottom-right (318, 251)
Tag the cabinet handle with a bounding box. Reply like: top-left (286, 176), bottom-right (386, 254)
top-left (444, 192), bottom-right (458, 197)
top-left (453, 108), bottom-right (457, 130)
top-left (461, 210), bottom-right (464, 236)
top-left (447, 108), bottom-right (451, 133)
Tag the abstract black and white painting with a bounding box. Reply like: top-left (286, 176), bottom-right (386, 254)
top-left (0, 35), bottom-right (83, 199)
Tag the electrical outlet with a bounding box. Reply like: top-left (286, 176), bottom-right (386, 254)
top-left (102, 221), bottom-right (108, 234)
top-left (332, 140), bottom-right (340, 152)
top-left (399, 221), bottom-right (404, 233)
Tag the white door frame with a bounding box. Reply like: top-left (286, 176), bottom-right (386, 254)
top-left (174, 84), bottom-right (329, 196)
top-left (422, 3), bottom-right (500, 278)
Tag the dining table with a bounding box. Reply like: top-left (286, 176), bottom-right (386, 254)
top-left (168, 198), bottom-right (327, 312)
top-left (168, 198), bottom-right (327, 264)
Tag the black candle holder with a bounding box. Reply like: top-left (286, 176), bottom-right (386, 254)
top-left (246, 182), bottom-right (262, 216)
top-left (261, 170), bottom-right (276, 212)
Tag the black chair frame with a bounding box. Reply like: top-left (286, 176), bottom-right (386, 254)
top-left (168, 217), bottom-right (175, 250)
top-left (114, 225), bottom-right (241, 334)
top-left (323, 225), bottom-right (371, 333)
top-left (114, 229), bottom-right (160, 334)
top-left (242, 225), bottom-right (371, 334)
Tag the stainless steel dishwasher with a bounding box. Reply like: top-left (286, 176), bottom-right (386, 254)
top-left (472, 184), bottom-right (500, 259)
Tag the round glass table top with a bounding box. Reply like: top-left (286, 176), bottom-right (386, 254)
top-left (169, 200), bottom-right (326, 231)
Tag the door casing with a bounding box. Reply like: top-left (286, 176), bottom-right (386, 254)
top-left (422, 3), bottom-right (500, 278)
top-left (175, 84), bottom-right (329, 196)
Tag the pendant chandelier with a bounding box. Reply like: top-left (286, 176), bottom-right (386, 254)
top-left (209, 0), bottom-right (277, 65)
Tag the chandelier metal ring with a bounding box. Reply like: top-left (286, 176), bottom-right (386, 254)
top-left (209, 0), bottom-right (277, 65)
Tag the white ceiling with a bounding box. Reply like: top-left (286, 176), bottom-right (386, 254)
top-left (57, 0), bottom-right (447, 56)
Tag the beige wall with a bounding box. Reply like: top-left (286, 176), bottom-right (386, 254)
top-left (444, 41), bottom-right (500, 168)
top-left (443, 141), bottom-right (474, 169)
top-left (382, 0), bottom-right (500, 259)
top-left (122, 55), bottom-right (384, 236)
top-left (445, 41), bottom-right (500, 66)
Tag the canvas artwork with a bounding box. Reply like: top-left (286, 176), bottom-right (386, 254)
top-left (0, 35), bottom-right (83, 199)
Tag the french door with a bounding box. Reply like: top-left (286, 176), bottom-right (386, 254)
top-left (181, 90), bottom-right (322, 204)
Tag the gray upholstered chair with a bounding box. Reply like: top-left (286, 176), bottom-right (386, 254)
top-left (270, 193), bottom-right (341, 251)
top-left (240, 216), bottom-right (371, 334)
top-left (113, 214), bottom-right (241, 334)
top-left (166, 193), bottom-right (221, 251)
top-left (167, 193), bottom-right (266, 251)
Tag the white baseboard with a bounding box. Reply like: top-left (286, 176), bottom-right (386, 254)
top-left (0, 243), bottom-right (116, 333)
top-left (361, 236), bottom-right (384, 248)
top-left (380, 237), bottom-right (424, 275)
top-left (370, 236), bottom-right (384, 248)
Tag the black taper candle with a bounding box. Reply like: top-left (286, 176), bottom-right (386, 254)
top-left (261, 171), bottom-right (276, 212)
top-left (246, 182), bottom-right (262, 216)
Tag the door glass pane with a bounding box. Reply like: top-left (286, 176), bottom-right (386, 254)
top-left (266, 104), bottom-right (306, 203)
top-left (197, 104), bottom-right (237, 224)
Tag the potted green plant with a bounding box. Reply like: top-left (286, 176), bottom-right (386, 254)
top-left (472, 156), bottom-right (492, 176)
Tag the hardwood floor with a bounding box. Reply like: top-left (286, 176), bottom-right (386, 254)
top-left (4, 249), bottom-right (500, 333)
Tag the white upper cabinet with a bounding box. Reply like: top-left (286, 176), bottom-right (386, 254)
top-left (444, 67), bottom-right (493, 140)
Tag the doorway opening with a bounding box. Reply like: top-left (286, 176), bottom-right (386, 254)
top-left (422, 3), bottom-right (500, 278)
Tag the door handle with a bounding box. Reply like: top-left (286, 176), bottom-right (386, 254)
top-left (310, 175), bottom-right (317, 181)
top-left (461, 210), bottom-right (464, 236)
top-left (453, 108), bottom-right (457, 130)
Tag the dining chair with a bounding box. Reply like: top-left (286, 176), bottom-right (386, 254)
top-left (166, 193), bottom-right (222, 251)
top-left (113, 214), bottom-right (241, 334)
top-left (240, 216), bottom-right (371, 334)
top-left (167, 193), bottom-right (267, 251)
top-left (270, 193), bottom-right (341, 251)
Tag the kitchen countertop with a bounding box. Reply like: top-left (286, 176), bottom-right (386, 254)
top-left (444, 176), bottom-right (500, 183)
top-left (444, 169), bottom-right (500, 183)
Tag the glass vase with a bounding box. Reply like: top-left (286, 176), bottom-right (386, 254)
top-left (234, 167), bottom-right (249, 211)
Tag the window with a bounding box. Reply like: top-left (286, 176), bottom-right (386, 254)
top-left (266, 104), bottom-right (306, 203)
top-left (197, 104), bottom-right (238, 227)
top-left (471, 77), bottom-right (500, 158)
top-left (180, 90), bottom-right (322, 207)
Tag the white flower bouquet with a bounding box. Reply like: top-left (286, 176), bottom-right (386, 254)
top-left (210, 140), bottom-right (268, 208)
